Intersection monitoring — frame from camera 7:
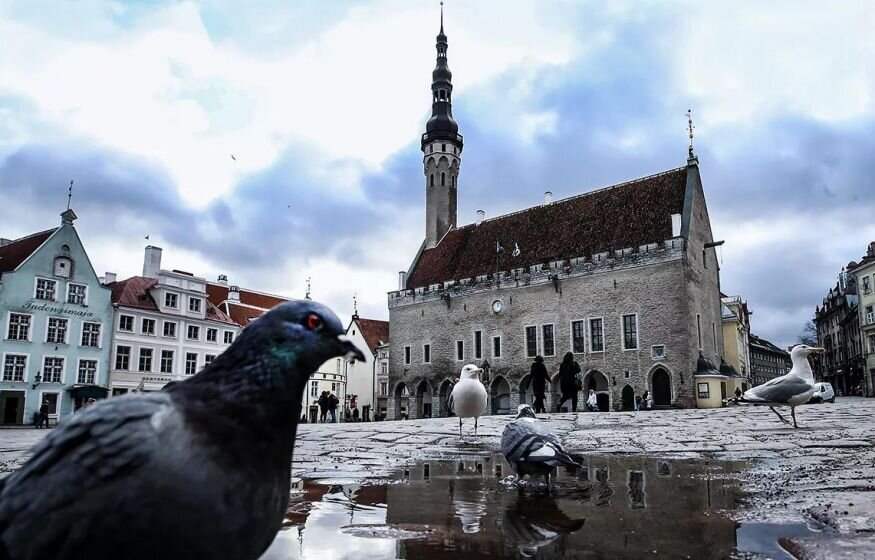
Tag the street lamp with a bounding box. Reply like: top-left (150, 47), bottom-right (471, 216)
top-left (32, 370), bottom-right (42, 390)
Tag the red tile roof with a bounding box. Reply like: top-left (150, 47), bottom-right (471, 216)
top-left (406, 167), bottom-right (688, 289)
top-left (223, 302), bottom-right (269, 326)
top-left (206, 283), bottom-right (290, 311)
top-left (353, 317), bottom-right (390, 354)
top-left (0, 228), bottom-right (57, 273)
top-left (108, 276), bottom-right (236, 325)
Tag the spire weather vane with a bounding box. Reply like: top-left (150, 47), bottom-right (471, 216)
top-left (353, 292), bottom-right (358, 317)
top-left (686, 108), bottom-right (695, 158)
top-left (67, 179), bottom-right (74, 210)
top-left (305, 277), bottom-right (311, 300)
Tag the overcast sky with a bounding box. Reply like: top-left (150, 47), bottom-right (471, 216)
top-left (1, 1), bottom-right (873, 347)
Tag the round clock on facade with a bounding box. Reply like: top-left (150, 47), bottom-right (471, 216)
top-left (491, 299), bottom-right (504, 314)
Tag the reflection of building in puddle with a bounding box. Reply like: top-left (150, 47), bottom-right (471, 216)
top-left (502, 495), bottom-right (585, 557)
top-left (593, 467), bottom-right (614, 507)
top-left (657, 459), bottom-right (671, 476)
top-left (628, 470), bottom-right (646, 509)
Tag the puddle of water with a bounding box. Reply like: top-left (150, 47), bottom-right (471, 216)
top-left (260, 454), bottom-right (813, 559)
top-left (735, 522), bottom-right (817, 559)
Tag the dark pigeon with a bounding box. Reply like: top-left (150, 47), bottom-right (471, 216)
top-left (0, 300), bottom-right (365, 560)
top-left (501, 405), bottom-right (580, 486)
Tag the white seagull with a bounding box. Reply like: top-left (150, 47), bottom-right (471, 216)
top-left (501, 404), bottom-right (580, 486)
top-left (734, 344), bottom-right (824, 428)
top-left (447, 364), bottom-right (488, 437)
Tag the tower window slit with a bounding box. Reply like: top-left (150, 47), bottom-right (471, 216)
top-left (441, 172), bottom-right (445, 186)
top-left (430, 174), bottom-right (434, 187)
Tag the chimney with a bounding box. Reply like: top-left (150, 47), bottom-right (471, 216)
top-left (544, 191), bottom-right (553, 205)
top-left (398, 271), bottom-right (407, 290)
top-left (142, 246), bottom-right (163, 278)
top-left (104, 272), bottom-right (117, 285)
top-left (868, 242), bottom-right (875, 257)
top-left (228, 285), bottom-right (240, 302)
top-left (217, 274), bottom-right (229, 285)
top-left (671, 213), bottom-right (682, 237)
top-left (476, 210), bottom-right (485, 226)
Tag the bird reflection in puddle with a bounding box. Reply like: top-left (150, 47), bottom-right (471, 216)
top-left (449, 477), bottom-right (488, 534)
top-left (502, 491), bottom-right (586, 557)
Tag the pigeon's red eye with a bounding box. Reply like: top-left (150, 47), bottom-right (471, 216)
top-left (305, 313), bottom-right (323, 331)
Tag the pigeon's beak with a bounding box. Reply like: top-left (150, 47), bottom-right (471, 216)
top-left (337, 334), bottom-right (366, 362)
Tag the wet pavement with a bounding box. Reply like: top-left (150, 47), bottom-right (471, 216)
top-left (2, 398), bottom-right (874, 558)
top-left (262, 455), bottom-right (815, 559)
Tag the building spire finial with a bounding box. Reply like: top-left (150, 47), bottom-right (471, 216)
top-left (686, 108), bottom-right (696, 158)
top-left (353, 292), bottom-right (359, 318)
top-left (440, 1), bottom-right (444, 33)
top-left (67, 179), bottom-right (74, 210)
top-left (305, 277), bottom-right (311, 300)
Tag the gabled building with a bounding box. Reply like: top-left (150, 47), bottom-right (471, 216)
top-left (721, 295), bottom-right (752, 383)
top-left (106, 247), bottom-right (240, 394)
top-left (343, 315), bottom-right (389, 420)
top-left (386, 17), bottom-right (723, 418)
top-left (0, 210), bottom-right (113, 425)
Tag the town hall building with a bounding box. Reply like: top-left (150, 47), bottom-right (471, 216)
top-left (387, 17), bottom-right (724, 418)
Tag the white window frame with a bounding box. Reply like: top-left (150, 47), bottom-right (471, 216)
top-left (473, 330), bottom-right (483, 360)
top-left (455, 340), bottom-right (464, 361)
top-left (2, 352), bottom-right (29, 382)
top-left (160, 349), bottom-right (175, 374)
top-left (33, 277), bottom-right (57, 301)
top-left (163, 321), bottom-right (177, 338)
top-left (204, 354), bottom-right (216, 366)
top-left (621, 313), bottom-right (639, 351)
top-left (6, 312), bottom-right (33, 341)
top-left (66, 282), bottom-right (88, 305)
top-left (114, 345), bottom-right (132, 371)
top-left (524, 325), bottom-right (539, 358)
top-left (185, 352), bottom-right (198, 375)
top-left (164, 292), bottom-right (179, 309)
top-left (206, 328), bottom-right (218, 343)
top-left (118, 314), bottom-right (135, 332)
top-left (80, 322), bottom-right (102, 348)
top-left (188, 297), bottom-right (202, 313)
top-left (223, 331), bottom-right (234, 344)
top-left (137, 347), bottom-right (154, 373)
top-left (423, 344), bottom-right (431, 364)
top-left (570, 319), bottom-right (586, 354)
top-left (141, 317), bottom-right (156, 336)
top-left (187, 324), bottom-right (200, 341)
top-left (541, 324), bottom-right (555, 357)
top-left (310, 380), bottom-right (319, 398)
top-left (45, 316), bottom-right (69, 345)
top-left (404, 346), bottom-right (411, 365)
top-left (76, 358), bottom-right (99, 385)
top-left (588, 317), bottom-right (605, 353)
top-left (41, 355), bottom-right (66, 384)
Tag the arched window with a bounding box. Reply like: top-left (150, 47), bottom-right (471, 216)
top-left (451, 175), bottom-right (455, 187)
top-left (429, 174), bottom-right (434, 187)
top-left (441, 172), bottom-right (446, 186)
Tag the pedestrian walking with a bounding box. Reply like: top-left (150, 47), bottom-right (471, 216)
top-left (634, 394), bottom-right (642, 412)
top-left (37, 400), bottom-right (50, 429)
top-left (555, 352), bottom-right (581, 412)
top-left (329, 393), bottom-right (339, 423)
top-left (645, 391), bottom-right (653, 410)
top-left (318, 391), bottom-right (329, 423)
top-left (585, 389), bottom-right (599, 412)
top-left (529, 355), bottom-right (550, 414)
top-left (734, 386), bottom-right (742, 399)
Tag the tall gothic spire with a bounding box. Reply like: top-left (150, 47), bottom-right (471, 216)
top-left (422, 2), bottom-right (461, 151)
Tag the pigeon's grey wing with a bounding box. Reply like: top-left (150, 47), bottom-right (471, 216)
top-left (0, 393), bottom-right (171, 557)
top-left (744, 376), bottom-right (811, 403)
top-left (502, 421), bottom-right (579, 469)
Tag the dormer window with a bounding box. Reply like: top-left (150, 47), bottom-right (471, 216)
top-left (165, 292), bottom-right (178, 309)
top-left (53, 256), bottom-right (72, 278)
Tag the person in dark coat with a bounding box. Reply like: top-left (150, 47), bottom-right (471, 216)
top-left (529, 356), bottom-right (550, 414)
top-left (328, 393), bottom-right (339, 423)
top-left (555, 352), bottom-right (581, 412)
top-left (318, 391), bottom-right (329, 423)
top-left (37, 400), bottom-right (50, 429)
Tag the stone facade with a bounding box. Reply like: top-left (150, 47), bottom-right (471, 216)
top-left (850, 244), bottom-right (875, 397)
top-left (815, 267), bottom-right (864, 395)
top-left (387, 161), bottom-right (723, 418)
top-left (749, 334), bottom-right (791, 386)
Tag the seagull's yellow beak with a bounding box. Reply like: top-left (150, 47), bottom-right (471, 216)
top-left (809, 347), bottom-right (825, 353)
